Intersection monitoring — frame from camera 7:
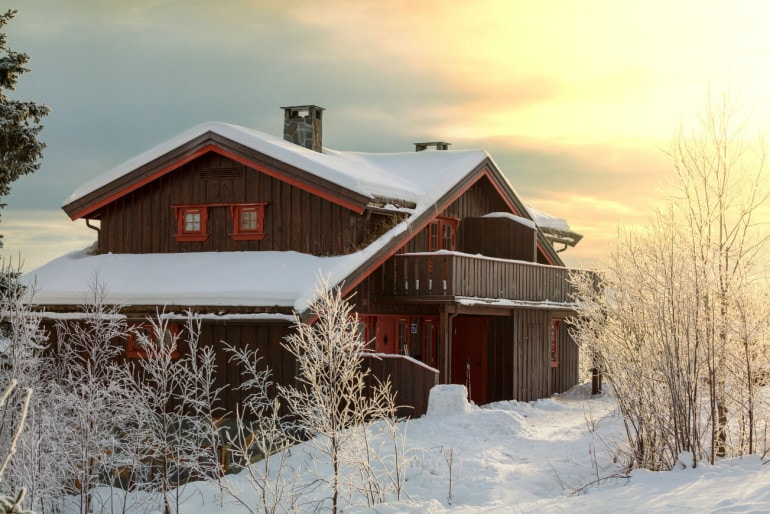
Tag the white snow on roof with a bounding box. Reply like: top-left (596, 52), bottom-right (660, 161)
top-left (26, 250), bottom-right (347, 312)
top-left (37, 122), bottom-right (566, 311)
top-left (65, 122), bottom-right (488, 211)
top-left (42, 122), bottom-right (493, 310)
top-left (25, 220), bottom-right (410, 312)
top-left (527, 206), bottom-right (572, 232)
top-left (481, 211), bottom-right (536, 229)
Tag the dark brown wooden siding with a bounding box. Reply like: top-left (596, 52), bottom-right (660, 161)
top-left (362, 354), bottom-right (438, 418)
top-left (459, 217), bottom-right (537, 261)
top-left (486, 311), bottom-right (579, 403)
top-left (550, 319), bottom-right (579, 394)
top-left (174, 320), bottom-right (293, 415)
top-left (96, 152), bottom-right (367, 256)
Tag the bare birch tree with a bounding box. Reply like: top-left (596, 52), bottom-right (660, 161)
top-left (121, 311), bottom-right (227, 514)
top-left (571, 92), bottom-right (770, 470)
top-left (49, 279), bottom-right (130, 514)
top-left (278, 278), bottom-right (402, 513)
top-left (219, 344), bottom-right (299, 514)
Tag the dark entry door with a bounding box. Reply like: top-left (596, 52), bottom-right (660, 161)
top-left (375, 316), bottom-right (397, 354)
top-left (451, 316), bottom-right (489, 405)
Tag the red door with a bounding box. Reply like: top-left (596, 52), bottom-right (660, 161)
top-left (375, 316), bottom-right (397, 354)
top-left (451, 316), bottom-right (489, 405)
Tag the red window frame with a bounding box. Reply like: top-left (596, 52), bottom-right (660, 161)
top-left (174, 206), bottom-right (208, 242)
top-left (230, 203), bottom-right (267, 240)
top-left (428, 217), bottom-right (459, 251)
top-left (550, 319), bottom-right (560, 367)
top-left (126, 323), bottom-right (180, 359)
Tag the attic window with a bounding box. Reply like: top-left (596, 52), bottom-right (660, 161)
top-left (174, 206), bottom-right (208, 242)
top-left (230, 203), bottom-right (267, 240)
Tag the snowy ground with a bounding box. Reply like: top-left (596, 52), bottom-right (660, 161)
top-left (90, 384), bottom-right (770, 513)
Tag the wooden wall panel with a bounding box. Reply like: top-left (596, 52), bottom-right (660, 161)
top-left (550, 319), bottom-right (579, 395)
top-left (96, 152), bottom-right (368, 256)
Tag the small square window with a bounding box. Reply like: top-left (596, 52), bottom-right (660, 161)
top-left (240, 208), bottom-right (258, 231)
top-left (231, 203), bottom-right (267, 240)
top-left (174, 206), bottom-right (208, 242)
top-left (184, 211), bottom-right (201, 232)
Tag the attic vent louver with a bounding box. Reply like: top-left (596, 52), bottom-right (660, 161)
top-left (281, 105), bottom-right (324, 152)
top-left (414, 141), bottom-right (451, 152)
top-left (199, 167), bottom-right (244, 180)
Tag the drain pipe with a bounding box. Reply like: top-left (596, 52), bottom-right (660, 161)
top-left (445, 302), bottom-right (460, 384)
top-left (85, 218), bottom-right (100, 237)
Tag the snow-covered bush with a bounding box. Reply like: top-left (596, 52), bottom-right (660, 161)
top-left (218, 344), bottom-right (299, 514)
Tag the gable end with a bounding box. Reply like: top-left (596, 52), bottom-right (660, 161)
top-left (63, 131), bottom-right (372, 220)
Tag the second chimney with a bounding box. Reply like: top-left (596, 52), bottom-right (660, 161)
top-left (414, 141), bottom-right (451, 151)
top-left (281, 105), bottom-right (324, 152)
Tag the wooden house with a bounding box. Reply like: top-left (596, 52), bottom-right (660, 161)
top-left (26, 105), bottom-right (584, 416)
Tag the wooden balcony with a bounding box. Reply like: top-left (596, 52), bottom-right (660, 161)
top-left (376, 252), bottom-right (578, 304)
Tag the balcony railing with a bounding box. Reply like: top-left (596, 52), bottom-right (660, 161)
top-left (377, 252), bottom-right (578, 304)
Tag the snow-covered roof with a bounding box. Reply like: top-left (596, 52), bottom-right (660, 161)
top-left (25, 244), bottom-right (394, 313)
top-left (526, 206), bottom-right (571, 233)
top-left (526, 206), bottom-right (583, 249)
top-left (481, 211), bottom-right (537, 229)
top-left (65, 122), bottom-right (488, 213)
top-left (28, 121), bottom-right (565, 311)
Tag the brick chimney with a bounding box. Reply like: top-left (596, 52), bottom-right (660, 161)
top-left (414, 141), bottom-right (451, 151)
top-left (281, 105), bottom-right (324, 152)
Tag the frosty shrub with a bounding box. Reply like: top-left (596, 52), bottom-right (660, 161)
top-left (120, 311), bottom-right (227, 514)
top-left (571, 92), bottom-right (770, 470)
top-left (0, 261), bottom-right (65, 513)
top-left (279, 277), bottom-right (404, 513)
top-left (218, 345), bottom-right (299, 514)
top-left (0, 379), bottom-right (33, 514)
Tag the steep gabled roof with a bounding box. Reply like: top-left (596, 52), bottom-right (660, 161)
top-left (63, 123), bottom-right (378, 218)
top-left (27, 122), bottom-right (566, 314)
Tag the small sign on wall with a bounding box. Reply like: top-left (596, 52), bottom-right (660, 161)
top-left (411, 323), bottom-right (418, 334)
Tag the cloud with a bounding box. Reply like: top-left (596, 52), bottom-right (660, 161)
top-left (0, 210), bottom-right (94, 272)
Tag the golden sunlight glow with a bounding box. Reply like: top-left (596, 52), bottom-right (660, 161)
top-left (293, 0), bottom-right (770, 145)
top-left (12, 0), bottom-right (770, 269)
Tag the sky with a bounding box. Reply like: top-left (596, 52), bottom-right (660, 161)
top-left (2, 0), bottom-right (770, 271)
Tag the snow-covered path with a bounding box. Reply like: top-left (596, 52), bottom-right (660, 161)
top-left (382, 385), bottom-right (623, 513)
top-left (119, 384), bottom-right (770, 513)
top-left (364, 385), bottom-right (770, 513)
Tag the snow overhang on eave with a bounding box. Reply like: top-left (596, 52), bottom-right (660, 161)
top-left (30, 308), bottom-right (296, 323)
top-left (540, 226), bottom-right (584, 251)
top-left (455, 296), bottom-right (579, 311)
